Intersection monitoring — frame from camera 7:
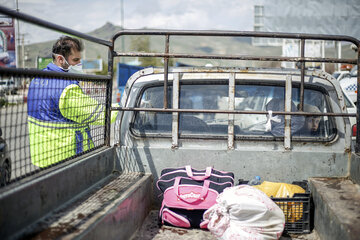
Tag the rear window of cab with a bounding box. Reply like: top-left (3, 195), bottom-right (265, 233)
top-left (132, 83), bottom-right (336, 141)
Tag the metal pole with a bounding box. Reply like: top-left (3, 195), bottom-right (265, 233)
top-left (284, 75), bottom-right (292, 150)
top-left (299, 39), bottom-right (305, 111)
top-left (228, 73), bottom-right (235, 150)
top-left (105, 45), bottom-right (114, 146)
top-left (356, 45), bottom-right (360, 153)
top-left (337, 41), bottom-right (342, 71)
top-left (321, 41), bottom-right (325, 71)
top-left (121, 0), bottom-right (124, 29)
top-left (15, 0), bottom-right (20, 68)
top-left (163, 35), bottom-right (170, 109)
top-left (83, 41), bottom-right (86, 60)
top-left (120, 0), bottom-right (125, 63)
top-left (172, 73), bottom-right (180, 148)
top-left (21, 33), bottom-right (25, 68)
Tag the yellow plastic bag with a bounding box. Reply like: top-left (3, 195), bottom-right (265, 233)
top-left (253, 181), bottom-right (305, 223)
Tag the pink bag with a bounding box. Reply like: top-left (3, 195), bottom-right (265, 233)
top-left (157, 166), bottom-right (234, 228)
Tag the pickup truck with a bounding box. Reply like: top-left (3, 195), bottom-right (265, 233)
top-left (0, 5), bottom-right (359, 240)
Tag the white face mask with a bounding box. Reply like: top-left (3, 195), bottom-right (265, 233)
top-left (68, 63), bottom-right (83, 74)
top-left (54, 53), bottom-right (83, 73)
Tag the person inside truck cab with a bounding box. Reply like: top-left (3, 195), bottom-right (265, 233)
top-left (299, 104), bottom-right (321, 136)
top-left (265, 98), bottom-right (305, 137)
top-left (27, 36), bottom-right (118, 168)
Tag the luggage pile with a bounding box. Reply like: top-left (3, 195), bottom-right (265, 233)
top-left (157, 166), bottom-right (234, 228)
top-left (156, 165), bottom-right (310, 239)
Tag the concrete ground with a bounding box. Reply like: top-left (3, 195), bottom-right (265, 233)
top-left (131, 210), bottom-right (320, 240)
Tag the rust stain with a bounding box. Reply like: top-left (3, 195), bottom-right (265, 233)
top-left (161, 226), bottom-right (189, 235)
top-left (340, 195), bottom-right (349, 200)
top-left (105, 198), bottom-right (133, 223)
top-left (26, 222), bottom-right (80, 240)
top-left (325, 180), bottom-right (341, 190)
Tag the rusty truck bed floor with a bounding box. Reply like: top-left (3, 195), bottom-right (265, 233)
top-left (131, 210), bottom-right (320, 240)
top-left (19, 173), bottom-right (146, 240)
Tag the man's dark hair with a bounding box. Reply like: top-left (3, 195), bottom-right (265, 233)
top-left (52, 36), bottom-right (83, 60)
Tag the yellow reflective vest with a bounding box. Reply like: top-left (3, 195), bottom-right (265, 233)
top-left (27, 63), bottom-right (117, 167)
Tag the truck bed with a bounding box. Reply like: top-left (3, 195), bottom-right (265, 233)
top-left (132, 210), bottom-right (320, 240)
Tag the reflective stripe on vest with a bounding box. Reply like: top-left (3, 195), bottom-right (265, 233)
top-left (28, 116), bottom-right (89, 130)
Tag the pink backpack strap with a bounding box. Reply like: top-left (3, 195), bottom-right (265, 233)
top-left (174, 177), bottom-right (210, 203)
top-left (185, 165), bottom-right (212, 181)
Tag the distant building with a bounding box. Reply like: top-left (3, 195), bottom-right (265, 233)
top-left (253, 0), bottom-right (360, 46)
top-left (252, 0), bottom-right (360, 70)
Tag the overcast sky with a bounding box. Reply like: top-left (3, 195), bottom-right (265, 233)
top-left (1, 0), bottom-right (257, 43)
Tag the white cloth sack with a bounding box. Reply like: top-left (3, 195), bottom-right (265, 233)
top-left (203, 185), bottom-right (285, 240)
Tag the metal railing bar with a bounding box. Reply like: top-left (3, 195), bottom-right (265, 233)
top-left (112, 30), bottom-right (360, 45)
top-left (111, 107), bottom-right (356, 117)
top-left (113, 52), bottom-right (357, 64)
top-left (148, 68), bottom-right (343, 77)
top-left (0, 67), bottom-right (111, 81)
top-left (356, 48), bottom-right (360, 152)
top-left (0, 5), bottom-right (112, 47)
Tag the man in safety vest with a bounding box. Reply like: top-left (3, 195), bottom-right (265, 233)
top-left (27, 36), bottom-right (117, 168)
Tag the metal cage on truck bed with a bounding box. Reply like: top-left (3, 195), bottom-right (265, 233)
top-left (0, 5), bottom-right (359, 185)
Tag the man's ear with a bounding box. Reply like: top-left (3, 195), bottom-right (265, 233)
top-left (59, 55), bottom-right (65, 64)
top-left (55, 54), bottom-right (66, 66)
top-left (54, 54), bottom-right (61, 64)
